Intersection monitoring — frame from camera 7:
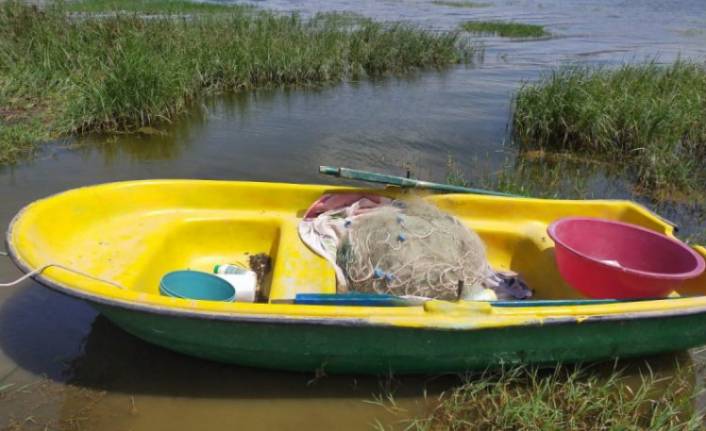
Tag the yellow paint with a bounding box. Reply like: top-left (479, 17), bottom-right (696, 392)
top-left (7, 180), bottom-right (706, 330)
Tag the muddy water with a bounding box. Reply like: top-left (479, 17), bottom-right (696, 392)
top-left (2, 0), bottom-right (706, 429)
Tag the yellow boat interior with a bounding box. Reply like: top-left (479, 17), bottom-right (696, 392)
top-left (7, 180), bottom-right (706, 327)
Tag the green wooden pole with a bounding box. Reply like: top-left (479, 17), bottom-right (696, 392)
top-left (319, 166), bottom-right (521, 198)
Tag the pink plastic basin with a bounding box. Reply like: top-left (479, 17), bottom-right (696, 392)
top-left (547, 217), bottom-right (705, 299)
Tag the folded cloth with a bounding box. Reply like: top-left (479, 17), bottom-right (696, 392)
top-left (299, 194), bottom-right (392, 289)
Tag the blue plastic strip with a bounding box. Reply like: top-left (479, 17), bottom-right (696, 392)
top-left (294, 293), bottom-right (414, 307)
top-left (294, 294), bottom-right (673, 307)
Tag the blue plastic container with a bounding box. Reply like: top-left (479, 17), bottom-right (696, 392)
top-left (160, 270), bottom-right (236, 302)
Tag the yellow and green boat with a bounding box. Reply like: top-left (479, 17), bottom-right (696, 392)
top-left (6, 180), bottom-right (706, 374)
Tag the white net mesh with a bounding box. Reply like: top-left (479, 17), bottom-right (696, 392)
top-left (336, 199), bottom-right (492, 300)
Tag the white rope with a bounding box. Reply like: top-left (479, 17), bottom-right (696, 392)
top-left (0, 252), bottom-right (124, 289)
top-left (0, 267), bottom-right (45, 287)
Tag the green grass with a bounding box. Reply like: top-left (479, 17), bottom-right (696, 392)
top-left (405, 365), bottom-right (704, 431)
top-left (65, 0), bottom-right (247, 14)
top-left (513, 61), bottom-right (706, 194)
top-left (431, 1), bottom-right (492, 8)
top-left (461, 21), bottom-right (548, 38)
top-left (0, 1), bottom-right (472, 163)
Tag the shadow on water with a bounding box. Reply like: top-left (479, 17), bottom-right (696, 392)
top-left (0, 282), bottom-right (701, 399)
top-left (0, 285), bottom-right (97, 381)
top-left (0, 284), bottom-right (458, 400)
top-left (1, 282), bottom-right (704, 430)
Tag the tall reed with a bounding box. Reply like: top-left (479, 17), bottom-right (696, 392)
top-left (0, 1), bottom-right (472, 162)
top-left (513, 62), bottom-right (706, 192)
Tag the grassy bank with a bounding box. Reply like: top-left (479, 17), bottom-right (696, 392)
top-left (0, 1), bottom-right (471, 164)
top-left (406, 365), bottom-right (703, 430)
top-left (513, 62), bottom-right (706, 193)
top-left (461, 21), bottom-right (548, 38)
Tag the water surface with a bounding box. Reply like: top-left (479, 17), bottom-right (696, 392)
top-left (1, 0), bottom-right (706, 428)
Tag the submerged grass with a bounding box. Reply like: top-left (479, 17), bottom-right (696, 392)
top-left (447, 152), bottom-right (706, 243)
top-left (461, 21), bottom-right (548, 38)
top-left (0, 1), bottom-right (471, 163)
top-left (1, 376), bottom-right (108, 431)
top-left (431, 1), bottom-right (492, 8)
top-left (513, 61), bottom-right (706, 194)
top-left (446, 155), bottom-right (594, 199)
top-left (405, 365), bottom-right (703, 431)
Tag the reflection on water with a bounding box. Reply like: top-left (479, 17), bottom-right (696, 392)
top-left (0, 287), bottom-right (702, 430)
top-left (1, 0), bottom-right (706, 428)
top-left (0, 287), bottom-right (451, 430)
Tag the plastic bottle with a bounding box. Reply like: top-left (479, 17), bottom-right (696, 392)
top-left (213, 264), bottom-right (258, 302)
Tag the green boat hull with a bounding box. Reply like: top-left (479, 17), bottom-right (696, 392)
top-left (96, 304), bottom-right (706, 374)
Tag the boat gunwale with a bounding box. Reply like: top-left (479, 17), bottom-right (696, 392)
top-left (5, 179), bottom-right (706, 329)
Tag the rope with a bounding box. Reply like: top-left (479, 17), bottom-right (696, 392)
top-left (0, 250), bottom-right (124, 289)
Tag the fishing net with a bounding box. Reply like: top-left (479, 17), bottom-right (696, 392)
top-left (335, 199), bottom-right (493, 300)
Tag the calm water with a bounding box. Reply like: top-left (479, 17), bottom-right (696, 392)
top-left (1, 0), bottom-right (706, 428)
